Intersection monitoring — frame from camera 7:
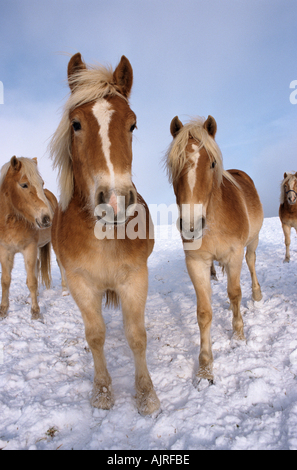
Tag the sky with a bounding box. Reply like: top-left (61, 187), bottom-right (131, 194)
top-left (0, 0), bottom-right (296, 218)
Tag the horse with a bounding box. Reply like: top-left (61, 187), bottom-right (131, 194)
top-left (0, 156), bottom-right (57, 320)
top-left (279, 172), bottom-right (297, 262)
top-left (165, 115), bottom-right (264, 384)
top-left (49, 53), bottom-right (160, 415)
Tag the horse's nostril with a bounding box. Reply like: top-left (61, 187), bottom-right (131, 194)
top-left (179, 218), bottom-right (183, 232)
top-left (128, 190), bottom-right (136, 207)
top-left (98, 191), bottom-right (105, 205)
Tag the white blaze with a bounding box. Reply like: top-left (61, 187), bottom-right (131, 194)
top-left (187, 144), bottom-right (200, 194)
top-left (92, 100), bottom-right (115, 188)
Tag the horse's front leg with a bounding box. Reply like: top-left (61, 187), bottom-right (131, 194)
top-left (66, 272), bottom-right (113, 410)
top-left (0, 247), bottom-right (14, 319)
top-left (23, 244), bottom-right (40, 320)
top-left (282, 223), bottom-right (291, 263)
top-left (186, 254), bottom-right (214, 382)
top-left (119, 265), bottom-right (160, 416)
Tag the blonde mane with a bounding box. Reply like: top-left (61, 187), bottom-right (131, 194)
top-left (49, 62), bottom-right (128, 211)
top-left (280, 172), bottom-right (297, 204)
top-left (0, 157), bottom-right (44, 190)
top-left (165, 117), bottom-right (238, 187)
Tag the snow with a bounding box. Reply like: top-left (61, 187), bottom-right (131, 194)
top-left (0, 217), bottom-right (297, 450)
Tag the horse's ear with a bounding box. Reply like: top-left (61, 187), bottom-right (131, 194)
top-left (32, 157), bottom-right (38, 165)
top-left (113, 56), bottom-right (133, 99)
top-left (10, 156), bottom-right (21, 172)
top-left (68, 53), bottom-right (86, 92)
top-left (284, 172), bottom-right (288, 179)
top-left (170, 116), bottom-right (183, 138)
top-left (203, 115), bottom-right (217, 138)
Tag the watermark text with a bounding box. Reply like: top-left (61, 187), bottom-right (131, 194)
top-left (94, 200), bottom-right (203, 250)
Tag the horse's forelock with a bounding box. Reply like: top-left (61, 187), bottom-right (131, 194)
top-left (0, 158), bottom-right (43, 189)
top-left (165, 118), bottom-right (224, 184)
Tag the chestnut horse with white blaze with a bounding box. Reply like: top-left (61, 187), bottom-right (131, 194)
top-left (166, 116), bottom-right (263, 384)
top-left (0, 156), bottom-right (57, 320)
top-left (49, 53), bottom-right (160, 415)
top-left (279, 172), bottom-right (297, 262)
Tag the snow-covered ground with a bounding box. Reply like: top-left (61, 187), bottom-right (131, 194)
top-left (0, 217), bottom-right (297, 450)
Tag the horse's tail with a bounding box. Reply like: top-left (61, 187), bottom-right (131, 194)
top-left (105, 289), bottom-right (120, 309)
top-left (39, 243), bottom-right (52, 289)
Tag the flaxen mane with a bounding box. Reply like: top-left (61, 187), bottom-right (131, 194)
top-left (280, 172), bottom-right (297, 204)
top-left (165, 117), bottom-right (238, 187)
top-left (49, 62), bottom-right (128, 211)
top-left (0, 157), bottom-right (44, 190)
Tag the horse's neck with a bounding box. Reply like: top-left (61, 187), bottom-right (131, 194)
top-left (0, 189), bottom-right (15, 219)
top-left (207, 182), bottom-right (224, 214)
top-left (70, 184), bottom-right (95, 219)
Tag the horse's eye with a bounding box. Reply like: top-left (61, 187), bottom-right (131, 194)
top-left (211, 161), bottom-right (216, 169)
top-left (130, 123), bottom-right (137, 133)
top-left (20, 183), bottom-right (28, 189)
top-left (72, 121), bottom-right (81, 132)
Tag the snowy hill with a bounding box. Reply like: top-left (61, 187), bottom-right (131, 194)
top-left (0, 217), bottom-right (297, 450)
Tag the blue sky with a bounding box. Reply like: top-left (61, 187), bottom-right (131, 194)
top-left (0, 0), bottom-right (296, 217)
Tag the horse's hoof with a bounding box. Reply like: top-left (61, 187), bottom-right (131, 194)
top-left (231, 331), bottom-right (246, 349)
top-left (283, 258), bottom-right (290, 263)
top-left (194, 364), bottom-right (214, 387)
top-left (0, 305), bottom-right (8, 320)
top-left (31, 307), bottom-right (41, 321)
top-left (91, 384), bottom-right (114, 410)
top-left (136, 388), bottom-right (161, 417)
top-left (252, 289), bottom-right (262, 302)
top-left (195, 377), bottom-right (214, 391)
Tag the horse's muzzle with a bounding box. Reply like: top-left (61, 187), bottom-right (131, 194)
top-left (95, 188), bottom-right (137, 226)
top-left (177, 216), bottom-right (205, 240)
top-left (286, 189), bottom-right (297, 205)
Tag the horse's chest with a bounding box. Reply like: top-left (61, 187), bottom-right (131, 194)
top-left (0, 219), bottom-right (38, 251)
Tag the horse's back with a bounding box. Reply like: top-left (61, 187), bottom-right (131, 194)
top-left (227, 169), bottom-right (264, 241)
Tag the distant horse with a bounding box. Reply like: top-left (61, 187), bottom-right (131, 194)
top-left (166, 115), bottom-right (264, 383)
top-left (49, 53), bottom-right (160, 415)
top-left (279, 172), bottom-right (297, 262)
top-left (0, 156), bottom-right (57, 320)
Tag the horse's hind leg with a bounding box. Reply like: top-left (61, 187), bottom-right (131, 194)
top-left (23, 244), bottom-right (40, 320)
top-left (210, 262), bottom-right (218, 281)
top-left (226, 254), bottom-right (245, 341)
top-left (119, 266), bottom-right (160, 416)
top-left (0, 248), bottom-right (14, 319)
top-left (56, 257), bottom-right (69, 295)
top-left (246, 236), bottom-right (262, 301)
top-left (67, 273), bottom-right (114, 410)
top-left (282, 223), bottom-right (291, 263)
